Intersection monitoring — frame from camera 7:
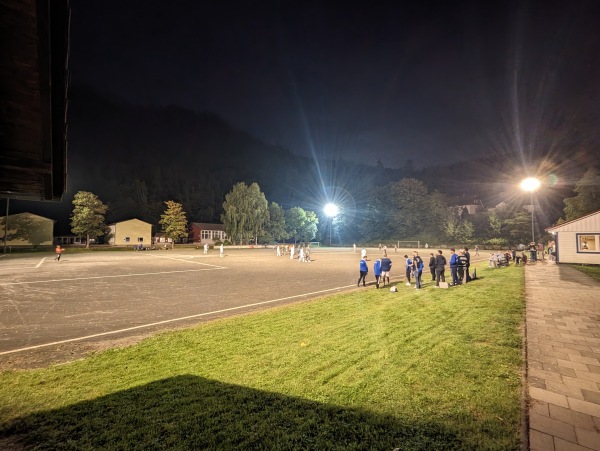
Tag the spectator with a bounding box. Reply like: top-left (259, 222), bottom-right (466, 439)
top-left (428, 252), bottom-right (436, 281)
top-left (449, 248), bottom-right (459, 286)
top-left (358, 256), bottom-right (368, 287)
top-left (380, 255), bottom-right (392, 287)
top-left (434, 250), bottom-right (446, 287)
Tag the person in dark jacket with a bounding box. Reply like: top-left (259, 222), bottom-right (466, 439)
top-left (464, 247), bottom-right (471, 281)
top-left (428, 253), bottom-right (436, 281)
top-left (449, 248), bottom-right (459, 286)
top-left (434, 250), bottom-right (446, 287)
top-left (429, 252), bottom-right (435, 282)
top-left (380, 256), bottom-right (392, 287)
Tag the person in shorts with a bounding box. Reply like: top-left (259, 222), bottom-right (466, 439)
top-left (380, 255), bottom-right (392, 287)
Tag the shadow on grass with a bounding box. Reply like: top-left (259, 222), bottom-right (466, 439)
top-left (0, 375), bottom-right (463, 450)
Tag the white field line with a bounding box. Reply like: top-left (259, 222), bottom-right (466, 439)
top-left (0, 268), bottom-right (224, 286)
top-left (0, 283), bottom-right (357, 356)
top-left (36, 257), bottom-right (47, 268)
top-left (146, 253), bottom-right (225, 268)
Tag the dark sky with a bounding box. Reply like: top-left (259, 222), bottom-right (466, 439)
top-left (70, 0), bottom-right (600, 169)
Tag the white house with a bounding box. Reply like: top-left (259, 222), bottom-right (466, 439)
top-left (546, 209), bottom-right (600, 265)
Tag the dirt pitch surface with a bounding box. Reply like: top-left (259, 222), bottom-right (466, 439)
top-left (0, 247), bottom-right (418, 369)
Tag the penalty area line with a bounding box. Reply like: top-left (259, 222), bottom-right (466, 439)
top-left (0, 283), bottom-right (356, 356)
top-left (0, 268), bottom-right (224, 286)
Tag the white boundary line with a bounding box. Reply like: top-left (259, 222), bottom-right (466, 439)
top-left (0, 268), bottom-right (224, 286)
top-left (146, 253), bottom-right (225, 268)
top-left (0, 283), bottom-right (356, 356)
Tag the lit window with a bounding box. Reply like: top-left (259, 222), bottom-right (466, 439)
top-left (578, 234), bottom-right (598, 252)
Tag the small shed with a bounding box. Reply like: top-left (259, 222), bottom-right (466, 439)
top-left (108, 219), bottom-right (152, 248)
top-left (546, 209), bottom-right (600, 265)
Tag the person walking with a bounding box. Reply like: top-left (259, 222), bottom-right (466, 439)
top-left (434, 250), bottom-right (446, 287)
top-left (353, 243), bottom-right (356, 253)
top-left (219, 243), bottom-right (224, 257)
top-left (528, 242), bottom-right (537, 262)
top-left (203, 243), bottom-right (208, 254)
top-left (361, 247), bottom-right (367, 260)
top-left (474, 245), bottom-right (479, 256)
top-left (290, 244), bottom-right (295, 260)
top-left (380, 255), bottom-right (392, 287)
top-left (373, 257), bottom-right (382, 289)
top-left (412, 251), bottom-right (424, 289)
top-left (276, 245), bottom-right (281, 257)
top-left (449, 248), bottom-right (459, 286)
top-left (54, 244), bottom-right (63, 261)
top-left (428, 252), bottom-right (436, 281)
top-left (358, 256), bottom-right (368, 287)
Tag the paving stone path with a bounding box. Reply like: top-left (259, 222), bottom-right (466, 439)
top-left (526, 261), bottom-right (600, 450)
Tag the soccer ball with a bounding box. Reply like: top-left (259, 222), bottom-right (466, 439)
top-left (390, 286), bottom-right (398, 292)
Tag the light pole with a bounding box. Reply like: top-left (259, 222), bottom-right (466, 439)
top-left (520, 177), bottom-right (541, 244)
top-left (324, 203), bottom-right (338, 247)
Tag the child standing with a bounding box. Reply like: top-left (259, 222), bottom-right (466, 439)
top-left (373, 258), bottom-right (382, 289)
top-left (358, 256), bottom-right (368, 287)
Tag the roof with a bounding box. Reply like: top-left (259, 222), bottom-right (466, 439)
top-left (0, 0), bottom-right (70, 201)
top-left (109, 218), bottom-right (152, 226)
top-left (192, 222), bottom-right (225, 231)
top-left (1, 212), bottom-right (54, 222)
top-left (546, 209), bottom-right (600, 232)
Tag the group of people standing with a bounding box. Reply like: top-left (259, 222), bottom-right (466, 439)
top-left (358, 247), bottom-right (473, 290)
top-left (358, 250), bottom-right (427, 289)
top-left (427, 247), bottom-right (471, 287)
top-left (276, 243), bottom-right (311, 262)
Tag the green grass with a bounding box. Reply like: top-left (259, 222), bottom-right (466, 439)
top-left (0, 263), bottom-right (525, 450)
top-left (570, 264), bottom-right (600, 282)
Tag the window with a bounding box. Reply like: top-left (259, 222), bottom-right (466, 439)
top-left (577, 234), bottom-right (599, 253)
top-left (124, 237), bottom-right (130, 243)
top-left (201, 230), bottom-right (211, 239)
top-left (138, 237), bottom-right (144, 242)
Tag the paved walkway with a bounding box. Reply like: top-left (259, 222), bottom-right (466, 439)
top-left (526, 260), bottom-right (600, 450)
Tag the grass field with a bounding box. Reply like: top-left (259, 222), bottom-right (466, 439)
top-left (570, 264), bottom-right (600, 282)
top-left (0, 262), bottom-right (525, 450)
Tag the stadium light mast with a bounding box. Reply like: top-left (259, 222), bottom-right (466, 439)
top-left (520, 177), bottom-right (541, 244)
top-left (324, 203), bottom-right (339, 247)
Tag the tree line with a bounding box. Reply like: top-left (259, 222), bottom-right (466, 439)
top-left (69, 168), bottom-right (600, 248)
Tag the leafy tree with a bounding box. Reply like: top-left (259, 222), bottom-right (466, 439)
top-left (285, 207), bottom-right (307, 244)
top-left (300, 210), bottom-right (319, 242)
top-left (70, 191), bottom-right (108, 248)
top-left (221, 182), bottom-right (269, 244)
top-left (262, 202), bottom-right (287, 243)
top-left (159, 200), bottom-right (188, 246)
top-left (563, 168), bottom-right (600, 221)
top-left (444, 207), bottom-right (474, 243)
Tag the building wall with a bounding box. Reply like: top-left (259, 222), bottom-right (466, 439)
top-left (556, 231), bottom-right (600, 265)
top-left (0, 213), bottom-right (54, 246)
top-left (110, 219), bottom-right (152, 246)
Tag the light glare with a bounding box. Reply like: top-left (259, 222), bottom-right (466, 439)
top-left (520, 177), bottom-right (541, 192)
top-left (324, 203), bottom-right (339, 217)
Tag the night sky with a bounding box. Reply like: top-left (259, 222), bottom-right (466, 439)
top-left (70, 0), bottom-right (600, 169)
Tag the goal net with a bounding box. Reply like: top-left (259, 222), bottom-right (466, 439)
top-left (395, 240), bottom-right (420, 249)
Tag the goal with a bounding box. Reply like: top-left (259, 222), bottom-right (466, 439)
top-left (395, 240), bottom-right (420, 249)
top-left (309, 241), bottom-right (320, 247)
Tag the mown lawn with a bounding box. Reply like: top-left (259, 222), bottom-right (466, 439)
top-left (0, 263), bottom-right (525, 450)
top-left (570, 264), bottom-right (600, 282)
